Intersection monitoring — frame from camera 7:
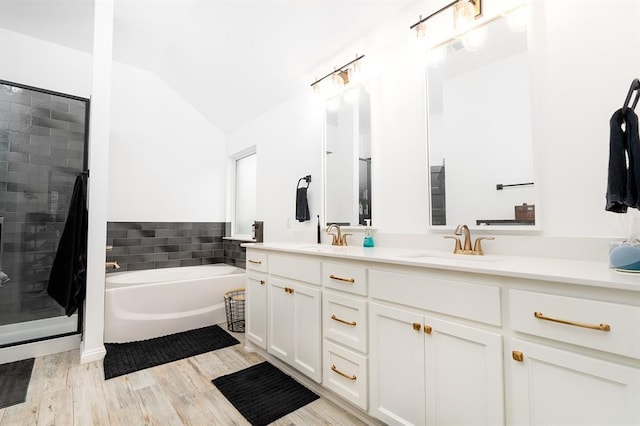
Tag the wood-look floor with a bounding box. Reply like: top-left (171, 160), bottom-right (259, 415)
top-left (0, 331), bottom-right (367, 425)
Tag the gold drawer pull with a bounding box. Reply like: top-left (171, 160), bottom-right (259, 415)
top-left (424, 325), bottom-right (432, 334)
top-left (259, 280), bottom-right (265, 285)
top-left (331, 364), bottom-right (357, 381)
top-left (284, 287), bottom-right (295, 294)
top-left (329, 274), bottom-right (355, 283)
top-left (534, 311), bottom-right (611, 332)
top-left (248, 259), bottom-right (262, 265)
top-left (331, 314), bottom-right (356, 327)
top-left (412, 322), bottom-right (421, 331)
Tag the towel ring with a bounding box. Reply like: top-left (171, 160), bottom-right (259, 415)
top-left (297, 175), bottom-right (311, 189)
top-left (622, 78), bottom-right (640, 113)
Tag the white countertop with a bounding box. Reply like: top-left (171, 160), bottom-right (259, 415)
top-left (243, 242), bottom-right (640, 292)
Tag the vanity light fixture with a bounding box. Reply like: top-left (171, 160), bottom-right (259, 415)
top-left (311, 54), bottom-right (365, 98)
top-left (410, 0), bottom-right (482, 40)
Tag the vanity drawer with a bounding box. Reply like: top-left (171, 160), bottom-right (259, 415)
top-left (323, 340), bottom-right (368, 410)
top-left (322, 262), bottom-right (367, 296)
top-left (269, 254), bottom-right (321, 285)
top-left (246, 250), bottom-right (267, 272)
top-left (510, 289), bottom-right (640, 359)
top-left (323, 291), bottom-right (367, 353)
top-left (369, 269), bottom-right (501, 326)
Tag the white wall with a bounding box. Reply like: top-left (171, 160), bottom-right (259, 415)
top-left (108, 62), bottom-right (227, 222)
top-left (0, 28), bottom-right (92, 97)
top-left (226, 93), bottom-right (324, 242)
top-left (227, 0), bottom-right (640, 258)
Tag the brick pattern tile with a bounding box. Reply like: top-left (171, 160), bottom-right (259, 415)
top-left (106, 222), bottom-right (232, 272)
top-left (0, 83), bottom-right (88, 326)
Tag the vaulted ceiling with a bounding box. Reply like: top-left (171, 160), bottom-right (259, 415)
top-left (0, 0), bottom-right (421, 133)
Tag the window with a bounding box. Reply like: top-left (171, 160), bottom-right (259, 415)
top-left (234, 151), bottom-right (257, 236)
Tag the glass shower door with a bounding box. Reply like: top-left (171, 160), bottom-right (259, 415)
top-left (0, 80), bottom-right (88, 347)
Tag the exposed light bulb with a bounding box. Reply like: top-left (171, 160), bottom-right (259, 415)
top-left (415, 22), bottom-right (426, 39)
top-left (462, 26), bottom-right (487, 52)
top-left (426, 44), bottom-right (448, 67)
top-left (453, 0), bottom-right (476, 33)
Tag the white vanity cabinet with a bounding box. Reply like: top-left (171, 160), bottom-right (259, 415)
top-left (369, 269), bottom-right (504, 426)
top-left (245, 251), bottom-right (268, 349)
top-left (245, 270), bottom-right (267, 349)
top-left (245, 244), bottom-right (640, 426)
top-left (266, 253), bottom-right (322, 383)
top-left (508, 339), bottom-right (640, 425)
top-left (322, 261), bottom-right (369, 410)
top-left (507, 288), bottom-right (640, 425)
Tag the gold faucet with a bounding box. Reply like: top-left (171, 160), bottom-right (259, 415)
top-left (444, 224), bottom-right (494, 255)
top-left (326, 224), bottom-right (352, 246)
top-left (105, 261), bottom-right (120, 270)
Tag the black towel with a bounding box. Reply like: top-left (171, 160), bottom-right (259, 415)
top-left (625, 109), bottom-right (640, 208)
top-left (47, 174), bottom-right (88, 316)
top-left (296, 187), bottom-right (310, 222)
top-left (606, 108), bottom-right (640, 212)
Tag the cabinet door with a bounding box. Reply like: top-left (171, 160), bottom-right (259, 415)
top-left (369, 302), bottom-right (426, 426)
top-left (424, 316), bottom-right (504, 426)
top-left (508, 339), bottom-right (640, 425)
top-left (267, 278), bottom-right (293, 362)
top-left (246, 272), bottom-right (267, 349)
top-left (291, 282), bottom-right (322, 383)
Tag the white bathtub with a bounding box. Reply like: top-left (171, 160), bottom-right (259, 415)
top-left (104, 264), bottom-right (246, 343)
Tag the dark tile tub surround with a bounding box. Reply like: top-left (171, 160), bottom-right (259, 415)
top-left (223, 239), bottom-right (247, 268)
top-left (106, 222), bottom-right (229, 272)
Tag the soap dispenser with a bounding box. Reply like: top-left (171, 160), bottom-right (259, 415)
top-left (363, 219), bottom-right (374, 247)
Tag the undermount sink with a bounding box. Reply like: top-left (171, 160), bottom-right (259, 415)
top-left (297, 245), bottom-right (348, 253)
top-left (399, 252), bottom-right (500, 263)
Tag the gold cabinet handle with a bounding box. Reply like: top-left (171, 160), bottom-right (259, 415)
top-left (259, 280), bottom-right (265, 285)
top-left (284, 287), bottom-right (295, 294)
top-left (534, 311), bottom-right (611, 332)
top-left (329, 274), bottom-right (355, 283)
top-left (331, 364), bottom-right (357, 381)
top-left (512, 351), bottom-right (524, 362)
top-left (424, 325), bottom-right (432, 334)
top-left (412, 322), bottom-right (421, 331)
top-left (248, 259), bottom-right (262, 265)
top-left (331, 314), bottom-right (356, 327)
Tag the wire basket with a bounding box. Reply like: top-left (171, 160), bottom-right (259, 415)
top-left (224, 288), bottom-right (245, 333)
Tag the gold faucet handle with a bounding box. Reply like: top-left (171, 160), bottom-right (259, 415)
top-left (473, 237), bottom-right (495, 255)
top-left (340, 233), bottom-right (352, 246)
top-left (444, 236), bottom-right (462, 253)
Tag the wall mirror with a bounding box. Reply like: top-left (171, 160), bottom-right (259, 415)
top-left (427, 15), bottom-right (538, 230)
top-left (325, 86), bottom-right (372, 226)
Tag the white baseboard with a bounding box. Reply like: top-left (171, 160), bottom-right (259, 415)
top-left (80, 342), bottom-right (106, 364)
top-left (0, 334), bottom-right (81, 364)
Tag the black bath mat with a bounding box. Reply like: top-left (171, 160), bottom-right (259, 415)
top-left (212, 361), bottom-right (319, 426)
top-left (103, 325), bottom-right (239, 380)
top-left (0, 358), bottom-right (35, 409)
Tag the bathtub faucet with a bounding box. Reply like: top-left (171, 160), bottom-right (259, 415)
top-left (105, 261), bottom-right (120, 270)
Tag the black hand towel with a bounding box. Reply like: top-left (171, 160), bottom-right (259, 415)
top-left (625, 108), bottom-right (640, 209)
top-left (606, 108), bottom-right (628, 212)
top-left (47, 174), bottom-right (88, 316)
top-left (296, 187), bottom-right (310, 222)
top-left (606, 108), bottom-right (640, 212)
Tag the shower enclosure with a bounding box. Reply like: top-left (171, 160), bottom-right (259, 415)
top-left (0, 80), bottom-right (88, 347)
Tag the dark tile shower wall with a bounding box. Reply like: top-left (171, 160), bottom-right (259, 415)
top-left (0, 83), bottom-right (87, 326)
top-left (106, 222), bottom-right (239, 272)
